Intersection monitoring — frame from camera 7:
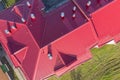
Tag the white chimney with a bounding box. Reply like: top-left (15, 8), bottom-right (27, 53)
top-left (30, 13), bottom-right (36, 20)
top-left (72, 13), bottom-right (76, 19)
top-left (48, 53), bottom-right (53, 60)
top-left (26, 1), bottom-right (31, 8)
top-left (73, 6), bottom-right (77, 12)
top-left (87, 1), bottom-right (92, 7)
top-left (4, 30), bottom-right (11, 35)
top-left (21, 18), bottom-right (26, 23)
top-left (11, 25), bottom-right (17, 30)
top-left (61, 12), bottom-right (65, 19)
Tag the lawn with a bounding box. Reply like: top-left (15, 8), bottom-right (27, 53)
top-left (48, 43), bottom-right (120, 80)
top-left (2, 0), bottom-right (19, 8)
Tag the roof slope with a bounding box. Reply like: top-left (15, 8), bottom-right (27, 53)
top-left (0, 0), bottom-right (100, 80)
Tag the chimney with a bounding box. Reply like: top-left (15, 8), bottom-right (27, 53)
top-left (72, 6), bottom-right (77, 12)
top-left (21, 17), bottom-right (26, 23)
top-left (72, 13), bottom-right (76, 19)
top-left (86, 1), bottom-right (92, 10)
top-left (26, 1), bottom-right (31, 8)
top-left (48, 52), bottom-right (53, 60)
top-left (4, 30), bottom-right (11, 35)
top-left (11, 25), bottom-right (17, 33)
top-left (30, 13), bottom-right (36, 20)
top-left (61, 12), bottom-right (65, 19)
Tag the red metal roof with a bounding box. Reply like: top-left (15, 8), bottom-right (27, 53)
top-left (0, 0), bottom-right (120, 80)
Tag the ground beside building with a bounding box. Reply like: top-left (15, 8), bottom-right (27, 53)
top-left (0, 68), bottom-right (9, 80)
top-left (49, 43), bottom-right (120, 80)
top-left (0, 0), bottom-right (19, 11)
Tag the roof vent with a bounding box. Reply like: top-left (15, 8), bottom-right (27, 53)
top-left (48, 53), bottom-right (53, 60)
top-left (26, 1), bottom-right (31, 8)
top-left (61, 12), bottom-right (65, 19)
top-left (72, 13), bottom-right (76, 19)
top-left (87, 1), bottom-right (92, 7)
top-left (72, 6), bottom-right (77, 12)
top-left (4, 30), bottom-right (11, 35)
top-left (21, 18), bottom-right (26, 23)
top-left (30, 13), bottom-right (36, 20)
top-left (86, 1), bottom-right (92, 10)
top-left (11, 25), bottom-right (17, 30)
top-left (11, 25), bottom-right (17, 32)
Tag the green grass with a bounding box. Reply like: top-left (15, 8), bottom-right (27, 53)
top-left (48, 43), bottom-right (120, 80)
top-left (2, 0), bottom-right (19, 8)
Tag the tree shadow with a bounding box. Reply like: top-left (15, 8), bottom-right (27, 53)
top-left (15, 0), bottom-right (19, 3)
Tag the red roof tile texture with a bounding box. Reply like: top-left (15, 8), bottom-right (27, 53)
top-left (0, 0), bottom-right (119, 80)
